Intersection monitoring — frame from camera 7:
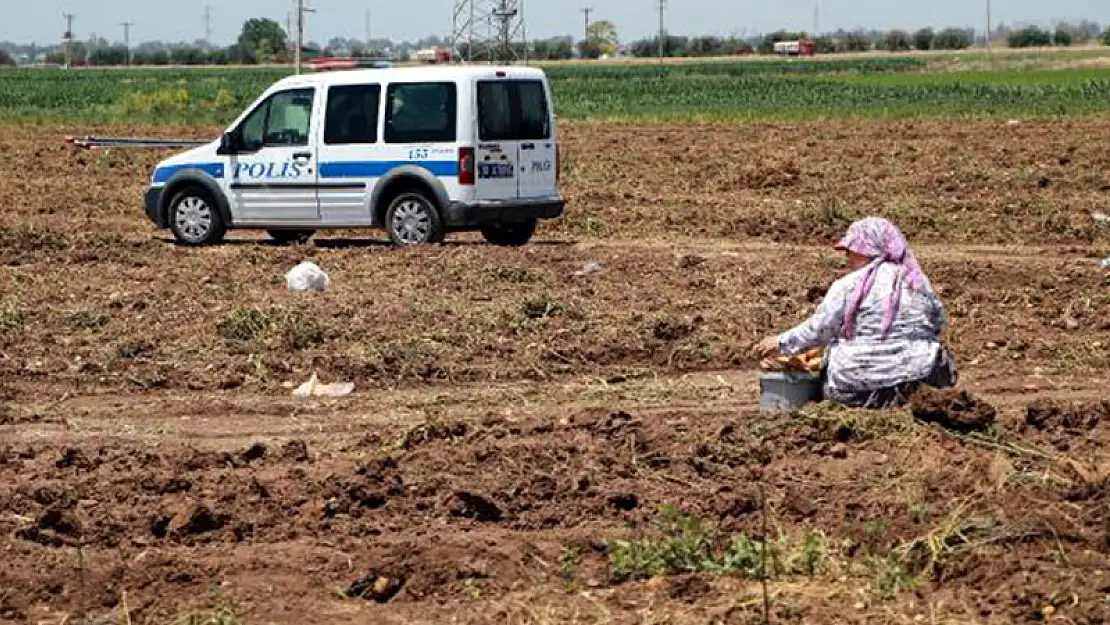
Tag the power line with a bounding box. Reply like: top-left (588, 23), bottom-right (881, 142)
top-left (120, 21), bottom-right (134, 66)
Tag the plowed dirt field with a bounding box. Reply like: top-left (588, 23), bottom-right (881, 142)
top-left (1, 119), bottom-right (1108, 624)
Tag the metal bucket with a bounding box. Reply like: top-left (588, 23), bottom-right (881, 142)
top-left (759, 372), bottom-right (823, 413)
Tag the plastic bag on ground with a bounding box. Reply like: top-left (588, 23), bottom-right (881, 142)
top-left (292, 373), bottom-right (354, 398)
top-left (286, 261), bottom-right (330, 291)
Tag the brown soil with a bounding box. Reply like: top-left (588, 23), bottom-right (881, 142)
top-left (1, 119), bottom-right (1109, 624)
top-left (909, 387), bottom-right (997, 433)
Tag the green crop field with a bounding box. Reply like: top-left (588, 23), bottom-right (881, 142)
top-left (1, 50), bottom-right (1109, 125)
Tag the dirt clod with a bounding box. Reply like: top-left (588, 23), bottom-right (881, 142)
top-left (608, 493), bottom-right (639, 511)
top-left (909, 387), bottom-right (997, 433)
top-left (282, 439), bottom-right (310, 462)
top-left (56, 446), bottom-right (93, 470)
top-left (38, 506), bottom-right (81, 536)
top-left (167, 503), bottom-right (227, 537)
top-left (347, 571), bottom-right (406, 603)
top-left (241, 443), bottom-right (267, 463)
top-left (1025, 399), bottom-right (1108, 431)
top-left (448, 492), bottom-right (503, 522)
top-left (805, 284), bottom-right (830, 303)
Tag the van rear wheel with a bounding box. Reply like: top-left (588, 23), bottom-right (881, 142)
top-left (385, 192), bottom-right (444, 246)
top-left (480, 219), bottom-right (537, 247)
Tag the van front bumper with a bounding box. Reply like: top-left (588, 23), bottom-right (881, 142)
top-left (144, 186), bottom-right (165, 228)
top-left (445, 197), bottom-right (564, 228)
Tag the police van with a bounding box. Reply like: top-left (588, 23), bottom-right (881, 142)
top-left (143, 65), bottom-right (563, 246)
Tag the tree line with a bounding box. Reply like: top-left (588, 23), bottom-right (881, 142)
top-left (2, 18), bottom-right (1110, 66)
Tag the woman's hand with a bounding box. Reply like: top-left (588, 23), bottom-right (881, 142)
top-left (755, 335), bottom-right (780, 358)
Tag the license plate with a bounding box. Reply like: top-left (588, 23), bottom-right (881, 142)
top-left (478, 162), bottom-right (514, 179)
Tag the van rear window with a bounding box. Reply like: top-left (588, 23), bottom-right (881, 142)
top-left (384, 82), bottom-right (457, 144)
top-left (477, 80), bottom-right (550, 142)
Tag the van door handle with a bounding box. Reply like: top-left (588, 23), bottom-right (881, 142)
top-left (521, 143), bottom-right (535, 150)
top-left (293, 152), bottom-right (312, 160)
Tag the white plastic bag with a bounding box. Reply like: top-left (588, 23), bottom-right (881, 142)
top-left (286, 261), bottom-right (330, 292)
top-left (292, 373), bottom-right (354, 398)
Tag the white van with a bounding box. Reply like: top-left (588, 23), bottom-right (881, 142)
top-left (143, 65), bottom-right (563, 246)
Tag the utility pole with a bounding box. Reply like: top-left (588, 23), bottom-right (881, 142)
top-left (451, 1), bottom-right (524, 64)
top-left (492, 0), bottom-right (517, 63)
top-left (521, 0), bottom-right (528, 61)
top-left (63, 13), bottom-right (75, 68)
top-left (813, 3), bottom-right (820, 38)
top-left (295, 0), bottom-right (316, 74)
top-left (204, 5), bottom-right (213, 48)
top-left (657, 0), bottom-right (666, 61)
top-left (120, 21), bottom-right (134, 66)
top-left (985, 0), bottom-right (992, 53)
top-left (580, 7), bottom-right (591, 55)
top-left (365, 9), bottom-right (371, 49)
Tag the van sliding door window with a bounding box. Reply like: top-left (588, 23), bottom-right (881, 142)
top-left (384, 82), bottom-right (457, 144)
top-left (325, 84), bottom-right (381, 145)
top-left (476, 80), bottom-right (550, 142)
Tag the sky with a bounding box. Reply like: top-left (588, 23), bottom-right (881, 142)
top-left (4, 1), bottom-right (1109, 46)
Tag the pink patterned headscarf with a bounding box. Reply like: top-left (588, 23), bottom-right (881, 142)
top-left (836, 217), bottom-right (932, 339)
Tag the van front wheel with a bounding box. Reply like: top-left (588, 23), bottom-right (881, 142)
top-left (168, 187), bottom-right (226, 246)
top-left (480, 220), bottom-right (537, 247)
top-left (385, 192), bottom-right (444, 246)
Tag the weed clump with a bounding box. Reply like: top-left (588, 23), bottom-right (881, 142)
top-left (521, 297), bottom-right (564, 320)
top-left (217, 306), bottom-right (328, 350)
top-left (218, 307), bottom-right (274, 342)
top-left (70, 309), bottom-right (108, 329)
top-left (606, 506), bottom-right (825, 582)
top-left (0, 299), bottom-right (23, 333)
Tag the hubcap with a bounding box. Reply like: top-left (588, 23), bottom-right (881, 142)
top-left (391, 199), bottom-right (432, 245)
top-left (174, 196), bottom-right (213, 242)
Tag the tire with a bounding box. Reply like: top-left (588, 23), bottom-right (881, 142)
top-left (385, 191), bottom-right (444, 246)
top-left (168, 186), bottom-right (226, 246)
top-left (267, 229), bottom-right (316, 244)
top-left (480, 219), bottom-right (537, 247)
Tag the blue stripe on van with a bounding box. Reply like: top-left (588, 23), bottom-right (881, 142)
top-left (319, 160), bottom-right (459, 178)
top-left (153, 163), bottom-right (225, 184)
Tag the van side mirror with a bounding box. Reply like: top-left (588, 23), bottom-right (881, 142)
top-left (216, 131), bottom-right (238, 155)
